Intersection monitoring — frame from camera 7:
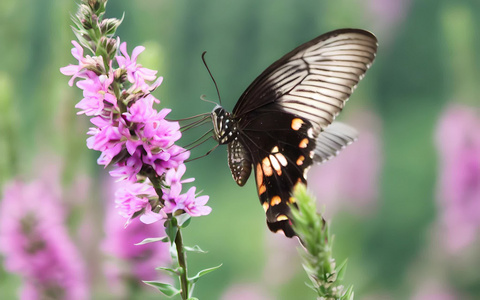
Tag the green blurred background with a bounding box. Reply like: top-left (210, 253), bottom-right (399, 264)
top-left (1, 0), bottom-right (479, 299)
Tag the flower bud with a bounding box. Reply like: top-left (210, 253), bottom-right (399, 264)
top-left (100, 18), bottom-right (122, 36)
top-left (100, 36), bottom-right (118, 60)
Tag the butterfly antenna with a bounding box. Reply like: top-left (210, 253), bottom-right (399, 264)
top-left (200, 94), bottom-right (219, 106)
top-left (202, 51), bottom-right (222, 105)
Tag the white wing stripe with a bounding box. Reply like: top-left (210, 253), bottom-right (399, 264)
top-left (282, 93), bottom-right (344, 109)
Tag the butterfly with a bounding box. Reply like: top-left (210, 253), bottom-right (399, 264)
top-left (210, 28), bottom-right (377, 237)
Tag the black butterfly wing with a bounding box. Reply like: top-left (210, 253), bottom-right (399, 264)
top-left (233, 28), bottom-right (377, 134)
top-left (235, 105), bottom-right (316, 237)
top-left (228, 29), bottom-right (377, 237)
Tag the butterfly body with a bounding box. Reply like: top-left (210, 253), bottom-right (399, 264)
top-left (211, 29), bottom-right (377, 237)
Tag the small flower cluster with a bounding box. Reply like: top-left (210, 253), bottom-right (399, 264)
top-left (0, 180), bottom-right (88, 300)
top-left (60, 1), bottom-right (210, 225)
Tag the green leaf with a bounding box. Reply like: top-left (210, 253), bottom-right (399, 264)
top-left (155, 266), bottom-right (181, 276)
top-left (184, 245), bottom-right (207, 254)
top-left (341, 285), bottom-right (354, 300)
top-left (165, 218), bottom-right (178, 245)
top-left (188, 264), bottom-right (222, 284)
top-left (336, 259), bottom-right (348, 281)
top-left (143, 281), bottom-right (180, 297)
top-left (178, 215), bottom-right (192, 228)
top-left (135, 236), bottom-right (168, 245)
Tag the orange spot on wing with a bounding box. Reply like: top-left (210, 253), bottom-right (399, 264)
top-left (269, 155), bottom-right (282, 176)
top-left (262, 201), bottom-right (269, 212)
top-left (291, 118), bottom-right (304, 131)
top-left (256, 163), bottom-right (263, 186)
top-left (258, 183), bottom-right (266, 195)
top-left (299, 138), bottom-right (309, 148)
top-left (270, 196), bottom-right (282, 206)
top-left (262, 157), bottom-right (273, 176)
top-left (276, 215), bottom-right (289, 221)
top-left (296, 155), bottom-right (305, 166)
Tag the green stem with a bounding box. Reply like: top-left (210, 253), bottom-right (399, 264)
top-left (175, 229), bottom-right (189, 300)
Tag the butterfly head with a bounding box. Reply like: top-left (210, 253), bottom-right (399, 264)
top-left (212, 105), bottom-right (237, 145)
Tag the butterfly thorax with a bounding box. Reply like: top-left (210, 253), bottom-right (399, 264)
top-left (212, 106), bottom-right (238, 144)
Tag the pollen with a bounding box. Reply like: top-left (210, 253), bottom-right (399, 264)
top-left (296, 155), bottom-right (305, 166)
top-left (276, 215), bottom-right (289, 221)
top-left (299, 138), bottom-right (309, 148)
top-left (270, 195), bottom-right (282, 206)
top-left (291, 118), bottom-right (304, 131)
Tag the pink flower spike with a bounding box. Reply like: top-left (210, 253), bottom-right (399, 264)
top-left (0, 180), bottom-right (88, 300)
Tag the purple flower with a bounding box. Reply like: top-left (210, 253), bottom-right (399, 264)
top-left (75, 71), bottom-right (117, 116)
top-left (162, 186), bottom-right (211, 217)
top-left (115, 181), bottom-right (158, 220)
top-left (182, 187), bottom-right (212, 217)
top-left (0, 180), bottom-right (88, 300)
top-left (116, 42), bottom-right (159, 92)
top-left (309, 110), bottom-right (382, 217)
top-left (109, 152), bottom-right (143, 182)
top-left (435, 104), bottom-right (480, 253)
top-left (62, 37), bottom-right (210, 225)
top-left (60, 41), bottom-right (104, 86)
top-left (164, 164), bottom-right (194, 196)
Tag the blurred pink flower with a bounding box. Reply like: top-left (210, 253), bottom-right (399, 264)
top-left (0, 180), bottom-right (88, 300)
top-left (365, 0), bottom-right (412, 38)
top-left (262, 234), bottom-right (300, 285)
top-left (102, 205), bottom-right (170, 282)
top-left (308, 110), bottom-right (382, 217)
top-left (102, 179), bottom-right (171, 286)
top-left (221, 283), bottom-right (274, 300)
top-left (411, 282), bottom-right (459, 300)
top-left (435, 104), bottom-right (480, 253)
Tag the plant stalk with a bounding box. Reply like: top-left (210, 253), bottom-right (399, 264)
top-left (175, 229), bottom-right (189, 300)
